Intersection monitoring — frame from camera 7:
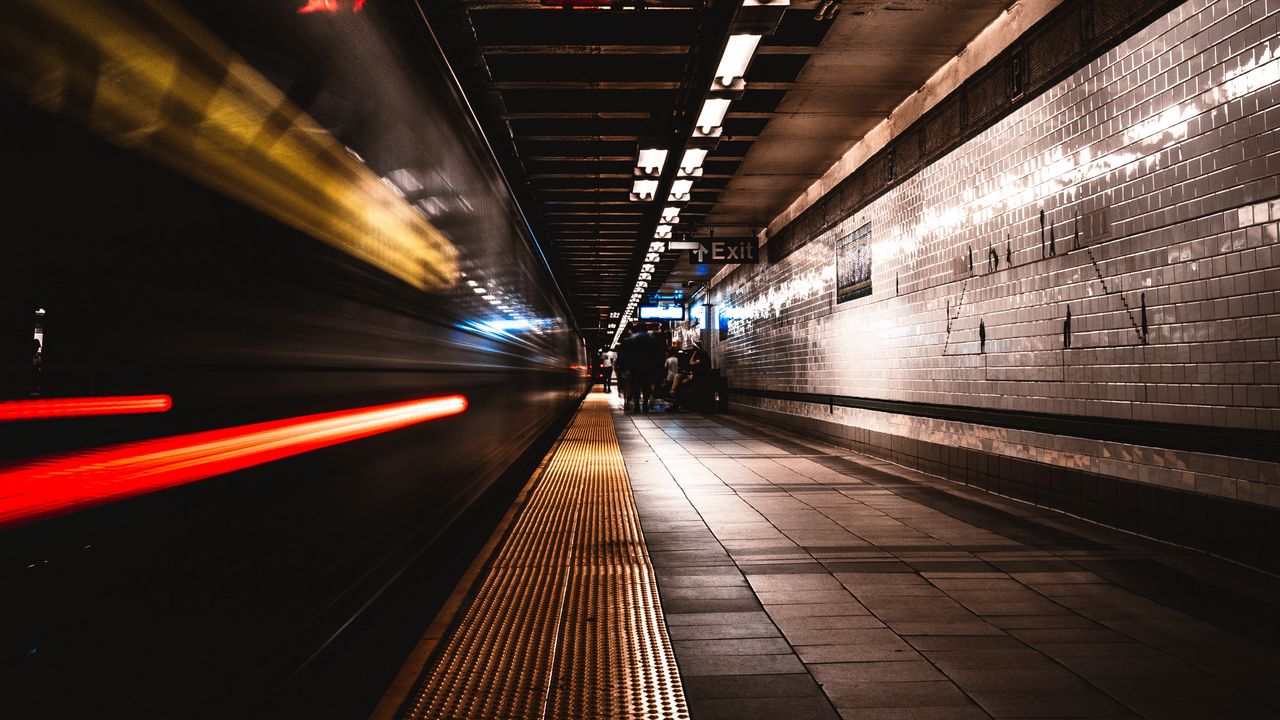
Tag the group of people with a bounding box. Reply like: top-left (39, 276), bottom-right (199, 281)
top-left (599, 321), bottom-right (709, 413)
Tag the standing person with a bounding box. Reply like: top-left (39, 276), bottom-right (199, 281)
top-left (600, 346), bottom-right (616, 393)
top-left (632, 322), bottom-right (665, 413)
top-left (625, 322), bottom-right (645, 413)
top-left (687, 341), bottom-right (709, 378)
top-left (615, 328), bottom-right (632, 409)
top-left (662, 347), bottom-right (681, 409)
top-left (681, 340), bottom-right (712, 411)
top-left (30, 338), bottom-right (42, 397)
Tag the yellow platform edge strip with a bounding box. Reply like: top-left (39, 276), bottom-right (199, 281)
top-left (392, 394), bottom-right (688, 720)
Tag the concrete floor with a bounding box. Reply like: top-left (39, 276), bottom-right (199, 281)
top-left (615, 398), bottom-right (1280, 720)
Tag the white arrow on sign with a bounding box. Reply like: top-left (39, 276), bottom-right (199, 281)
top-left (693, 243), bottom-right (709, 262)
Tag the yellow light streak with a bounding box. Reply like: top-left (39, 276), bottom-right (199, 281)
top-left (0, 0), bottom-right (457, 291)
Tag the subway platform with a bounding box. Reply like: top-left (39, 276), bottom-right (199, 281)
top-left (374, 390), bottom-right (1280, 720)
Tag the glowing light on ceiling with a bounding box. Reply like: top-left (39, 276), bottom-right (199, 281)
top-left (715, 34), bottom-right (761, 86)
top-left (637, 147), bottom-right (668, 176)
top-left (632, 179), bottom-right (659, 201)
top-left (0, 394), bottom-right (467, 529)
top-left (696, 99), bottom-right (731, 134)
top-left (0, 395), bottom-right (173, 422)
top-left (680, 147), bottom-right (708, 175)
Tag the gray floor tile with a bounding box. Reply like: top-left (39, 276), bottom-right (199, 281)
top-left (678, 653), bottom-right (807, 677)
top-left (809, 661), bottom-right (947, 684)
top-left (821, 680), bottom-right (973, 708)
top-left (617, 408), bottom-right (1280, 720)
top-left (836, 707), bottom-right (992, 720)
top-left (668, 623), bottom-right (783, 640)
top-left (672, 637), bottom-right (794, 656)
top-left (681, 673), bottom-right (825, 699)
top-left (687, 696), bottom-right (840, 720)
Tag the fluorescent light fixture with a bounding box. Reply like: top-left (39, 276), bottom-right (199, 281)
top-left (645, 253), bottom-right (661, 262)
top-left (466, 280), bottom-right (478, 287)
top-left (482, 295), bottom-right (496, 301)
top-left (638, 272), bottom-right (652, 281)
top-left (680, 147), bottom-right (707, 175)
top-left (696, 98), bottom-right (731, 134)
top-left (716, 34), bottom-right (761, 86)
top-left (642, 263), bottom-right (656, 273)
top-left (654, 225), bottom-right (673, 239)
top-left (669, 179), bottom-right (694, 201)
top-left (661, 206), bottom-right (681, 223)
top-left (473, 287), bottom-right (486, 294)
top-left (636, 147), bottom-right (667, 176)
top-left (631, 179), bottom-right (659, 201)
top-left (649, 241), bottom-right (666, 252)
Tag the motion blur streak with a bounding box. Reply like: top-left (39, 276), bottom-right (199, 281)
top-left (0, 0), bottom-right (457, 291)
top-left (0, 395), bottom-right (173, 422)
top-left (0, 395), bottom-right (468, 529)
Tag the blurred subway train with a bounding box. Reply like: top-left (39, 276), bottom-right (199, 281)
top-left (0, 0), bottom-right (588, 715)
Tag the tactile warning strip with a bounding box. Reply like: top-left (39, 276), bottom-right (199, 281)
top-left (400, 394), bottom-right (688, 720)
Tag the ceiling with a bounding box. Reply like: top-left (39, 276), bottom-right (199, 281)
top-left (422, 0), bottom-right (1015, 350)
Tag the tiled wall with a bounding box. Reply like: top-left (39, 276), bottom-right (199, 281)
top-left (711, 0), bottom-right (1280, 508)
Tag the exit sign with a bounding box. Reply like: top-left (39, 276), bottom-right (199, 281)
top-left (689, 238), bottom-right (759, 265)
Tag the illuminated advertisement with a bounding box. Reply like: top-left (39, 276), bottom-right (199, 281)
top-left (836, 222), bottom-right (872, 303)
top-left (639, 305), bottom-right (684, 321)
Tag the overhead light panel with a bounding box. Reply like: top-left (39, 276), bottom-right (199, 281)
top-left (649, 241), bottom-right (666, 252)
top-left (631, 179), bottom-right (659, 201)
top-left (696, 98), bottom-right (731, 135)
top-left (669, 179), bottom-right (694, 201)
top-left (715, 34), bottom-right (761, 86)
top-left (680, 148), bottom-right (707, 176)
top-left (654, 225), bottom-right (673, 239)
top-left (661, 206), bottom-right (681, 223)
top-left (642, 263), bottom-right (656, 273)
top-left (645, 252), bottom-right (661, 262)
top-left (638, 272), bottom-right (652, 281)
top-left (636, 147), bottom-right (667, 176)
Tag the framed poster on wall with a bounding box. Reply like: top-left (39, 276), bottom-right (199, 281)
top-left (836, 222), bottom-right (872, 303)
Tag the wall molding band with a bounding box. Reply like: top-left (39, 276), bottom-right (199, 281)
top-left (728, 387), bottom-right (1280, 464)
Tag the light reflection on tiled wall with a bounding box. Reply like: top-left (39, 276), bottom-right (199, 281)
top-left (712, 0), bottom-right (1280, 506)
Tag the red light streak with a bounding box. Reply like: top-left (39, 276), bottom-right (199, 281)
top-left (297, 0), bottom-right (365, 13)
top-left (0, 395), bottom-right (173, 422)
top-left (0, 394), bottom-right (467, 529)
